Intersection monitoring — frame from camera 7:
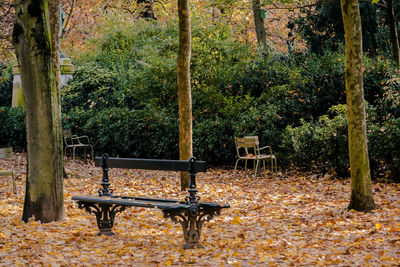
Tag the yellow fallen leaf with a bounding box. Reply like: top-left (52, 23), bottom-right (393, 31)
top-left (232, 216), bottom-right (242, 225)
top-left (375, 223), bottom-right (382, 231)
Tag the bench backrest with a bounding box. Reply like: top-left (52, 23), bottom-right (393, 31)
top-left (95, 157), bottom-right (207, 173)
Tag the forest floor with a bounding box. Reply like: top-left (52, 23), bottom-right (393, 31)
top-left (1, 154), bottom-right (400, 266)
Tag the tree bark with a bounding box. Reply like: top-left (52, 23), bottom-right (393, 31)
top-left (386, 0), bottom-right (400, 65)
top-left (177, 0), bottom-right (192, 190)
top-left (341, 0), bottom-right (376, 212)
top-left (13, 0), bottom-right (64, 222)
top-left (252, 0), bottom-right (267, 48)
top-left (137, 0), bottom-right (156, 20)
top-left (49, 0), bottom-right (68, 179)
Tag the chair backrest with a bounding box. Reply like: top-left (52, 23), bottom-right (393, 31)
top-left (235, 137), bottom-right (257, 157)
top-left (0, 147), bottom-right (13, 174)
top-left (63, 130), bottom-right (73, 145)
top-left (0, 147), bottom-right (12, 159)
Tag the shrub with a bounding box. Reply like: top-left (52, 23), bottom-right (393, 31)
top-left (63, 106), bottom-right (178, 159)
top-left (283, 105), bottom-right (349, 176)
top-left (62, 63), bottom-right (120, 111)
top-left (0, 64), bottom-right (12, 107)
top-left (60, 15), bottom-right (399, 179)
top-left (368, 117), bottom-right (400, 181)
top-left (0, 107), bottom-right (26, 150)
top-left (283, 103), bottom-right (400, 179)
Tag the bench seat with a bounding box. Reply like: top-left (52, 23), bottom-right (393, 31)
top-left (72, 195), bottom-right (229, 210)
top-left (71, 154), bottom-right (229, 249)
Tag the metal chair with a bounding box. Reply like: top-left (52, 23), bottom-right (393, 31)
top-left (63, 130), bottom-right (94, 161)
top-left (0, 147), bottom-right (17, 193)
top-left (234, 136), bottom-right (277, 178)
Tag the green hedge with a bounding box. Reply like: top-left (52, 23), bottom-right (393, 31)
top-left (0, 64), bottom-right (12, 107)
top-left (1, 18), bottom-right (399, 180)
top-left (283, 105), bottom-right (400, 180)
top-left (0, 107), bottom-right (26, 150)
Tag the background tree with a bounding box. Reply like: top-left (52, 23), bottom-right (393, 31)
top-left (341, 0), bottom-right (376, 211)
top-left (137, 0), bottom-right (156, 19)
top-left (381, 0), bottom-right (400, 65)
top-left (296, 3), bottom-right (382, 54)
top-left (252, 0), bottom-right (267, 48)
top-left (13, 0), bottom-right (64, 222)
top-left (177, 0), bottom-right (192, 190)
top-left (0, 0), bottom-right (14, 62)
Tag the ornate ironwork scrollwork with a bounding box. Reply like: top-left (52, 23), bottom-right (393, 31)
top-left (99, 154), bottom-right (113, 196)
top-left (162, 206), bottom-right (223, 249)
top-left (77, 201), bottom-right (126, 236)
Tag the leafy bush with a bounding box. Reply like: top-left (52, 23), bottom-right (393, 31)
top-left (283, 103), bottom-right (400, 179)
top-left (59, 15), bottom-right (399, 179)
top-left (282, 105), bottom-right (349, 176)
top-left (63, 106), bottom-right (178, 159)
top-left (368, 117), bottom-right (400, 181)
top-left (0, 107), bottom-right (26, 150)
top-left (0, 64), bottom-right (12, 107)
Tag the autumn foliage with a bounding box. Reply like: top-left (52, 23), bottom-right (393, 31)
top-left (1, 155), bottom-right (400, 265)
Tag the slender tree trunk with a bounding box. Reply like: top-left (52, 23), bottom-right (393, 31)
top-left (252, 0), bottom-right (267, 48)
top-left (13, 0), bottom-right (64, 222)
top-left (341, 0), bottom-right (376, 212)
top-left (386, 0), bottom-right (400, 65)
top-left (177, 0), bottom-right (192, 190)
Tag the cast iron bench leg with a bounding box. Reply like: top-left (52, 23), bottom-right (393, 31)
top-left (77, 201), bottom-right (126, 236)
top-left (163, 207), bottom-right (223, 249)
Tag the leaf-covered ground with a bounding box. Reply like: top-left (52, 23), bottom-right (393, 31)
top-left (1, 154), bottom-right (400, 266)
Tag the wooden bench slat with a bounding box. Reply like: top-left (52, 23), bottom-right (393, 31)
top-left (72, 195), bottom-right (189, 209)
top-left (72, 195), bottom-right (229, 210)
top-left (94, 157), bottom-right (207, 172)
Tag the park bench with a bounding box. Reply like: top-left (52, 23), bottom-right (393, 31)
top-left (72, 154), bottom-right (230, 249)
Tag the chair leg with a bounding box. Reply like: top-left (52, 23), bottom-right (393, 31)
top-left (234, 159), bottom-right (240, 171)
top-left (90, 147), bottom-right (94, 161)
top-left (12, 171), bottom-right (16, 194)
top-left (254, 160), bottom-right (260, 178)
top-left (73, 147), bottom-right (76, 161)
top-left (244, 160), bottom-right (248, 171)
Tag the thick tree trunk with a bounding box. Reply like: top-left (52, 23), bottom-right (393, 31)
top-left (386, 0), bottom-right (400, 65)
top-left (341, 0), bottom-right (376, 212)
top-left (13, 0), bottom-right (64, 222)
top-left (252, 0), bottom-right (267, 48)
top-left (177, 0), bottom-right (192, 190)
top-left (49, 0), bottom-right (68, 179)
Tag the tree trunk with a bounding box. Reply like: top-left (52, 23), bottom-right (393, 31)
top-left (177, 0), bottom-right (192, 190)
top-left (49, 0), bottom-right (68, 179)
top-left (386, 0), bottom-right (400, 65)
top-left (341, 0), bottom-right (376, 212)
top-left (13, 0), bottom-right (64, 222)
top-left (252, 0), bottom-right (267, 48)
top-left (137, 0), bottom-right (156, 20)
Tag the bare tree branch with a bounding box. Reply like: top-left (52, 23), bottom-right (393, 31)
top-left (61, 0), bottom-right (75, 38)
